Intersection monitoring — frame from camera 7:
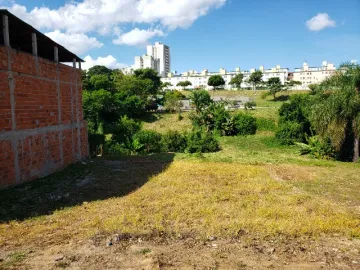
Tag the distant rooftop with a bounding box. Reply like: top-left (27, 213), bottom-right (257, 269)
top-left (0, 9), bottom-right (83, 63)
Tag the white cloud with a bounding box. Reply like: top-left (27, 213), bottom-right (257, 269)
top-left (3, 0), bottom-right (226, 34)
top-left (113, 28), bottom-right (165, 46)
top-left (45, 30), bottom-right (103, 55)
top-left (82, 55), bottom-right (126, 70)
top-left (306, 13), bottom-right (336, 31)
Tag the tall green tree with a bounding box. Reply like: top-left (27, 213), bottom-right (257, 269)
top-left (229, 73), bottom-right (244, 89)
top-left (248, 70), bottom-right (263, 92)
top-left (310, 63), bottom-right (360, 162)
top-left (134, 68), bottom-right (161, 96)
top-left (208, 75), bottom-right (225, 90)
top-left (87, 65), bottom-right (112, 78)
top-left (267, 77), bottom-right (287, 99)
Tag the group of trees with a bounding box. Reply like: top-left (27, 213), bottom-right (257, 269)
top-left (276, 63), bottom-right (360, 162)
top-left (82, 66), bottom-right (162, 152)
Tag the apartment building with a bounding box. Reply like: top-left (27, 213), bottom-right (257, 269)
top-left (147, 42), bottom-right (171, 77)
top-left (292, 61), bottom-right (336, 89)
top-left (128, 42), bottom-right (170, 77)
top-left (161, 65), bottom-right (289, 90)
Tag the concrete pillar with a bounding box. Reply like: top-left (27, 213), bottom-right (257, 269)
top-left (2, 14), bottom-right (10, 47)
top-left (78, 61), bottom-right (81, 70)
top-left (73, 58), bottom-right (76, 68)
top-left (32, 33), bottom-right (37, 56)
top-left (54, 46), bottom-right (59, 63)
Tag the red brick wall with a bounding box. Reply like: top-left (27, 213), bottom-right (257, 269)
top-left (0, 45), bottom-right (88, 188)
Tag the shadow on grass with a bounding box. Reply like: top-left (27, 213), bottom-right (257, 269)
top-left (0, 153), bottom-right (175, 222)
top-left (139, 113), bottom-right (163, 123)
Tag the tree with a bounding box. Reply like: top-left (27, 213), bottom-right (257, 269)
top-left (310, 63), bottom-right (360, 162)
top-left (161, 82), bottom-right (173, 90)
top-left (189, 90), bottom-right (213, 113)
top-left (87, 65), bottom-right (112, 78)
top-left (267, 77), bottom-right (287, 99)
top-left (177, 80), bottom-right (192, 90)
top-left (208, 75), bottom-right (225, 90)
top-left (115, 75), bottom-right (154, 98)
top-left (89, 74), bottom-right (115, 92)
top-left (229, 73), bottom-right (244, 89)
top-left (248, 70), bottom-right (263, 92)
top-left (133, 68), bottom-right (161, 96)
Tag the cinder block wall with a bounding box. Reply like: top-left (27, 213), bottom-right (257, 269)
top-left (0, 45), bottom-right (88, 188)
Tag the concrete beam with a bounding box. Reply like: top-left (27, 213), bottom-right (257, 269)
top-left (32, 33), bottom-right (38, 56)
top-left (2, 14), bottom-right (10, 47)
top-left (54, 46), bottom-right (59, 62)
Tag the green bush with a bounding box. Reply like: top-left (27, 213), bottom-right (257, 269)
top-left (161, 130), bottom-right (187, 152)
top-left (132, 130), bottom-right (163, 154)
top-left (186, 129), bottom-right (220, 153)
top-left (277, 94), bottom-right (312, 144)
top-left (109, 115), bottom-right (142, 145)
top-left (296, 136), bottom-right (335, 159)
top-left (244, 101), bottom-right (256, 110)
top-left (275, 122), bottom-right (305, 144)
top-left (233, 113), bottom-right (257, 135)
top-left (104, 142), bottom-right (131, 155)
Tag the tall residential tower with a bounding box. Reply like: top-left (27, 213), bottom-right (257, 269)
top-left (131, 42), bottom-right (171, 77)
top-left (146, 42), bottom-right (171, 77)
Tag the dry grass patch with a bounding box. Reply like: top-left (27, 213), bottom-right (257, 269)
top-left (1, 160), bottom-right (359, 251)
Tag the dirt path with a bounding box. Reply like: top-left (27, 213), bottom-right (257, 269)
top-left (2, 234), bottom-right (360, 269)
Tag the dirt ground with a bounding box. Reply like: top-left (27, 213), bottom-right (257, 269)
top-left (1, 233), bottom-right (360, 269)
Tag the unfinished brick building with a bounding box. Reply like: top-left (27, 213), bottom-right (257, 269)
top-left (0, 10), bottom-right (88, 188)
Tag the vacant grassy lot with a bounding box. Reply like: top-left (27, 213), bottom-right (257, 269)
top-left (1, 95), bottom-right (359, 269)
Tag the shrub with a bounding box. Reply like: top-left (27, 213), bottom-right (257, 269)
top-left (109, 116), bottom-right (142, 145)
top-left (161, 130), bottom-right (187, 152)
top-left (186, 129), bottom-right (220, 153)
top-left (275, 122), bottom-right (305, 144)
top-left (104, 142), bottom-right (131, 155)
top-left (189, 90), bottom-right (213, 113)
top-left (277, 94), bottom-right (312, 144)
top-left (244, 101), bottom-right (256, 110)
top-left (132, 130), bottom-right (163, 154)
top-left (233, 113), bottom-right (257, 135)
top-left (296, 136), bottom-right (335, 159)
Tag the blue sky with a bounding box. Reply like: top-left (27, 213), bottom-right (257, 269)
top-left (2, 0), bottom-right (359, 71)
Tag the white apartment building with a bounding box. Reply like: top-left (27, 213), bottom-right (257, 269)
top-left (293, 61), bottom-right (336, 89)
top-left (147, 42), bottom-right (171, 77)
top-left (161, 65), bottom-right (289, 90)
top-left (128, 42), bottom-right (171, 77)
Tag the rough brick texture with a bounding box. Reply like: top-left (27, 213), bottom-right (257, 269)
top-left (0, 45), bottom-right (88, 189)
